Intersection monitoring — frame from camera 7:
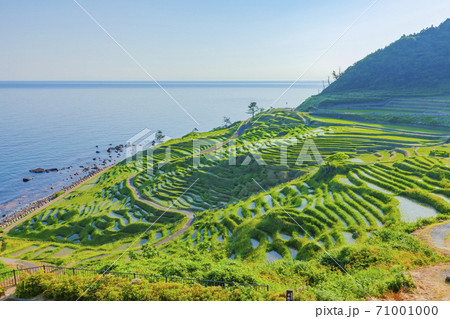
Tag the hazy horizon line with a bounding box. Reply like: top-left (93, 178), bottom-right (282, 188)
top-left (0, 80), bottom-right (321, 83)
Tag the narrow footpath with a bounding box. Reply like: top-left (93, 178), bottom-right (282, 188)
top-left (127, 177), bottom-right (195, 246)
top-left (126, 119), bottom-right (249, 246)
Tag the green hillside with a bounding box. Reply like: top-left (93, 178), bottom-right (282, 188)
top-left (298, 19), bottom-right (450, 127)
top-left (2, 109), bottom-right (449, 300)
top-left (1, 22), bottom-right (450, 301)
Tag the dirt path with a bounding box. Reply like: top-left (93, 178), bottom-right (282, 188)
top-left (199, 120), bottom-right (248, 154)
top-left (382, 221), bottom-right (450, 301)
top-left (127, 120), bottom-right (249, 246)
top-left (413, 220), bottom-right (450, 257)
top-left (0, 258), bottom-right (45, 299)
top-left (127, 177), bottom-right (195, 246)
top-left (378, 263), bottom-right (450, 301)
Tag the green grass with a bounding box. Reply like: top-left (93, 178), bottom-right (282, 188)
top-left (0, 259), bottom-right (8, 273)
top-left (1, 109), bottom-right (449, 300)
top-left (310, 115), bottom-right (450, 134)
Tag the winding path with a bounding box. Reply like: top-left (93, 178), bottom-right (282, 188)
top-left (413, 220), bottom-right (450, 257)
top-left (127, 120), bottom-right (249, 246)
top-left (127, 177), bottom-right (195, 246)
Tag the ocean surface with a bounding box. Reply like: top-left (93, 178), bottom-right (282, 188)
top-left (0, 81), bottom-right (321, 216)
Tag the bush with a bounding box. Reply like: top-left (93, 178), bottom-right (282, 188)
top-left (15, 272), bottom-right (266, 301)
top-left (203, 261), bottom-right (259, 285)
top-left (301, 266), bottom-right (415, 301)
top-left (319, 245), bottom-right (383, 270)
top-left (0, 260), bottom-right (8, 273)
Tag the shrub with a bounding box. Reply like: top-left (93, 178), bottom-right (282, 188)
top-left (319, 245), bottom-right (383, 270)
top-left (203, 262), bottom-right (259, 285)
top-left (0, 260), bottom-right (8, 273)
top-left (302, 266), bottom-right (415, 301)
top-left (15, 272), bottom-right (266, 301)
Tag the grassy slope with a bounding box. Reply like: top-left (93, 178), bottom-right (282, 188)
top-left (1, 110), bottom-right (449, 300)
top-left (0, 260), bottom-right (8, 273)
top-left (297, 20), bottom-right (450, 127)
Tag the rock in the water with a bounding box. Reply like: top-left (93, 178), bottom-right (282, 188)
top-left (96, 151), bottom-right (100, 153)
top-left (23, 177), bottom-right (32, 182)
top-left (30, 168), bottom-right (45, 173)
top-left (45, 168), bottom-right (59, 173)
top-left (107, 147), bottom-right (114, 153)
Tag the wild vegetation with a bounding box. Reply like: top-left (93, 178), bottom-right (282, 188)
top-left (298, 19), bottom-right (450, 127)
top-left (1, 106), bottom-right (449, 300)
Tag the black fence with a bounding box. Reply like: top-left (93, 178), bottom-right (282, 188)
top-left (0, 265), bottom-right (269, 291)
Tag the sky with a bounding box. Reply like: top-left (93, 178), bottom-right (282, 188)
top-left (0, 0), bottom-right (449, 81)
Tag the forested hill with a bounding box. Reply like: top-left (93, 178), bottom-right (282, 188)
top-left (298, 19), bottom-right (450, 111)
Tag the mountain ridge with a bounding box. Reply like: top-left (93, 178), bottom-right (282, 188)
top-left (298, 19), bottom-right (450, 111)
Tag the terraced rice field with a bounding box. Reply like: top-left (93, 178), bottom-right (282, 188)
top-left (131, 111), bottom-right (444, 213)
top-left (4, 109), bottom-right (450, 264)
top-left (161, 153), bottom-right (449, 262)
top-left (310, 96), bottom-right (450, 127)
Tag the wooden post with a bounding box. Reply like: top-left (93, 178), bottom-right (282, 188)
top-left (286, 289), bottom-right (293, 301)
top-left (165, 276), bottom-right (168, 283)
top-left (43, 265), bottom-right (46, 273)
top-left (134, 273), bottom-right (136, 279)
top-left (72, 268), bottom-right (76, 276)
top-left (13, 270), bottom-right (17, 286)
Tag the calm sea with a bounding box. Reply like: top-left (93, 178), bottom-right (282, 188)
top-left (0, 81), bottom-right (321, 215)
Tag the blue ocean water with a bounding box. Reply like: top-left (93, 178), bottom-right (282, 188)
top-left (0, 81), bottom-right (321, 215)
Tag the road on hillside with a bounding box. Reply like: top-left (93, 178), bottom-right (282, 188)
top-left (413, 220), bottom-right (450, 257)
top-left (430, 221), bottom-right (450, 253)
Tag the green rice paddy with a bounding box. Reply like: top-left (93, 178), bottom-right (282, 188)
top-left (1, 109), bottom-right (449, 268)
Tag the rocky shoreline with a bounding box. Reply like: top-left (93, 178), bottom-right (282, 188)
top-left (22, 144), bottom-right (126, 183)
top-left (0, 163), bottom-right (115, 230)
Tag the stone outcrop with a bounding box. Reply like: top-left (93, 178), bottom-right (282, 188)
top-left (29, 168), bottom-right (45, 173)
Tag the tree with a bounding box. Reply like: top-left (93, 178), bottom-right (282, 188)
top-left (155, 130), bottom-right (165, 143)
top-left (331, 68), bottom-right (343, 80)
top-left (192, 127), bottom-right (199, 133)
top-left (223, 116), bottom-right (232, 127)
top-left (246, 102), bottom-right (259, 118)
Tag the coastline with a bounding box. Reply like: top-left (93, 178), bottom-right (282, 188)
top-left (0, 162), bottom-right (118, 233)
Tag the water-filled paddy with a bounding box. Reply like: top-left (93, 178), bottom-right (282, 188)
top-left (395, 196), bottom-right (437, 222)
